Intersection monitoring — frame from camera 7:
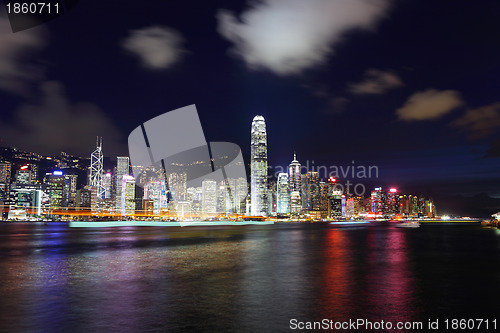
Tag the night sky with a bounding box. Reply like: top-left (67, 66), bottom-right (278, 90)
top-left (1, 0), bottom-right (500, 208)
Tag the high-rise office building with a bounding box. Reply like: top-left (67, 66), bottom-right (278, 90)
top-left (103, 172), bottom-right (112, 199)
top-left (11, 185), bottom-right (43, 217)
top-left (115, 156), bottom-right (130, 211)
top-left (0, 182), bottom-right (9, 203)
top-left (250, 115), bottom-right (268, 216)
top-left (0, 162), bottom-right (12, 184)
top-left (202, 179), bottom-right (217, 215)
top-left (318, 181), bottom-right (330, 213)
top-left (66, 174), bottom-right (78, 207)
top-left (328, 190), bottom-right (344, 218)
top-left (304, 171), bottom-right (320, 211)
top-left (371, 187), bottom-right (384, 214)
top-left (144, 181), bottom-right (168, 215)
top-left (15, 164), bottom-right (38, 184)
top-left (187, 186), bottom-right (203, 214)
top-left (216, 180), bottom-right (227, 213)
top-left (29, 164), bottom-right (38, 184)
top-left (385, 188), bottom-right (399, 215)
top-left (15, 166), bottom-right (32, 185)
top-left (290, 191), bottom-right (302, 215)
top-left (425, 199), bottom-right (436, 217)
top-left (236, 177), bottom-right (248, 214)
top-left (351, 196), bottom-right (365, 217)
top-left (346, 197), bottom-right (355, 218)
top-left (89, 138), bottom-right (105, 200)
top-left (276, 173), bottom-right (290, 215)
top-left (288, 153), bottom-right (302, 215)
top-left (288, 153), bottom-right (301, 192)
top-left (76, 188), bottom-right (92, 210)
top-left (217, 177), bottom-right (249, 214)
top-left (168, 172), bottom-right (187, 202)
top-left (121, 175), bottom-right (136, 215)
top-left (398, 194), bottom-right (418, 216)
top-left (48, 171), bottom-right (69, 209)
top-left (220, 178), bottom-right (245, 214)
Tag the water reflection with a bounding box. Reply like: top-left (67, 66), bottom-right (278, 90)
top-left (0, 223), bottom-right (499, 331)
top-left (317, 229), bottom-right (354, 321)
top-left (365, 227), bottom-right (417, 327)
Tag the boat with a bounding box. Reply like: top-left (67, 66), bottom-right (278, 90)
top-left (492, 212), bottom-right (500, 228)
top-left (329, 221), bottom-right (370, 227)
top-left (395, 221), bottom-right (420, 228)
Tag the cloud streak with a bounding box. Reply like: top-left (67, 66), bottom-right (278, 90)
top-left (451, 103), bottom-right (500, 139)
top-left (0, 16), bottom-right (46, 94)
top-left (348, 69), bottom-right (403, 94)
top-left (0, 81), bottom-right (125, 156)
top-left (122, 26), bottom-right (186, 69)
top-left (217, 0), bottom-right (392, 75)
top-left (396, 89), bottom-right (464, 121)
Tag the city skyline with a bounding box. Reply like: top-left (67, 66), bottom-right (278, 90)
top-left (0, 0), bottom-right (499, 202)
top-left (0, 124), bottom-right (497, 218)
top-left (0, 114), bottom-right (440, 221)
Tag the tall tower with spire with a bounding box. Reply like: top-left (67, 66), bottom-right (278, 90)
top-left (288, 152), bottom-right (302, 214)
top-left (288, 152), bottom-right (301, 192)
top-left (250, 115), bottom-right (268, 216)
top-left (90, 137), bottom-right (105, 204)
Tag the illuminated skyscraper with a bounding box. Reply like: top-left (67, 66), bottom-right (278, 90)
top-left (168, 172), bottom-right (187, 202)
top-left (76, 188), bottom-right (92, 210)
top-left (328, 189), bottom-right (344, 218)
top-left (202, 179), bottom-right (217, 215)
top-left (425, 199), bottom-right (436, 217)
top-left (66, 174), bottom-right (78, 207)
top-left (121, 175), bottom-right (136, 216)
top-left (288, 153), bottom-right (301, 192)
top-left (399, 194), bottom-right (418, 216)
top-left (288, 153), bottom-right (302, 215)
top-left (250, 115), bottom-right (268, 216)
top-left (103, 173), bottom-right (112, 199)
top-left (371, 187), bottom-right (384, 213)
top-left (304, 171), bottom-right (320, 211)
top-left (216, 178), bottom-right (242, 214)
top-left (385, 188), bottom-right (399, 215)
top-left (15, 165), bottom-right (32, 185)
top-left (276, 173), bottom-right (290, 215)
top-left (48, 171), bottom-right (68, 209)
top-left (290, 191), bottom-right (302, 215)
top-left (318, 181), bottom-right (330, 213)
top-left (235, 177), bottom-right (248, 214)
top-left (89, 137), bottom-right (105, 200)
top-left (144, 181), bottom-right (168, 215)
top-left (0, 162), bottom-right (12, 184)
top-left (115, 156), bottom-right (130, 210)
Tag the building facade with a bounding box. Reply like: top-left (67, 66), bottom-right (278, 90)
top-left (115, 156), bottom-right (130, 211)
top-left (250, 115), bottom-right (268, 216)
top-left (276, 173), bottom-right (290, 215)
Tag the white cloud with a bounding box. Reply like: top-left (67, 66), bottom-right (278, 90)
top-left (0, 16), bottom-right (46, 94)
top-left (217, 0), bottom-right (392, 75)
top-left (0, 81), bottom-right (125, 156)
top-left (122, 26), bottom-right (185, 69)
top-left (396, 89), bottom-right (465, 121)
top-left (348, 69), bottom-right (403, 94)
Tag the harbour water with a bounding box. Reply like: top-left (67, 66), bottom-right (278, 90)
top-left (0, 222), bottom-right (498, 332)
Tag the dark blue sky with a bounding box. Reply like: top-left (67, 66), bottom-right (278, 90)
top-left (0, 0), bottom-right (499, 199)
